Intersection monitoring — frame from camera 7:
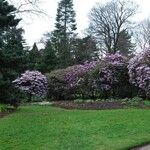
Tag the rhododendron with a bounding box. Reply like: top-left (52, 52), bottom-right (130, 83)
top-left (13, 71), bottom-right (48, 100)
top-left (128, 48), bottom-right (150, 98)
top-left (46, 53), bottom-right (132, 100)
top-left (100, 84), bottom-right (111, 91)
top-left (64, 53), bottom-right (128, 98)
top-left (65, 61), bottom-right (97, 86)
top-left (105, 52), bottom-right (125, 66)
top-left (96, 53), bottom-right (127, 92)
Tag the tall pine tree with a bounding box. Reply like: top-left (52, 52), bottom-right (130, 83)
top-left (40, 40), bottom-right (57, 72)
top-left (28, 43), bottom-right (41, 70)
top-left (0, 0), bottom-right (20, 29)
top-left (53, 0), bottom-right (77, 68)
top-left (0, 0), bottom-right (27, 103)
top-left (73, 36), bottom-right (99, 64)
top-left (116, 29), bottom-right (135, 57)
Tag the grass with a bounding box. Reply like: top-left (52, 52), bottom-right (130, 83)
top-left (143, 100), bottom-right (150, 107)
top-left (0, 105), bottom-right (150, 150)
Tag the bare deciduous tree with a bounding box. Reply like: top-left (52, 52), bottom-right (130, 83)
top-left (88, 0), bottom-right (137, 54)
top-left (134, 19), bottom-right (150, 49)
top-left (8, 0), bottom-right (47, 18)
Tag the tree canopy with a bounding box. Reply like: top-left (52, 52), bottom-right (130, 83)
top-left (88, 0), bottom-right (137, 55)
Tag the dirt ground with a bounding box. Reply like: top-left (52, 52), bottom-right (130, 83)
top-left (52, 101), bottom-right (126, 110)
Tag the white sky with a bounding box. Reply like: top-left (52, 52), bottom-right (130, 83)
top-left (17, 0), bottom-right (150, 48)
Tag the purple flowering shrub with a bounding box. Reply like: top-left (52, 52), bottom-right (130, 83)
top-left (13, 71), bottom-right (48, 101)
top-left (65, 61), bottom-right (98, 98)
top-left (64, 53), bottom-right (131, 99)
top-left (105, 53), bottom-right (126, 66)
top-left (89, 53), bottom-right (132, 98)
top-left (65, 61), bottom-right (97, 86)
top-left (46, 53), bottom-right (135, 100)
top-left (128, 48), bottom-right (150, 98)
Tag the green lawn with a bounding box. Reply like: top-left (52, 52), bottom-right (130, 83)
top-left (0, 106), bottom-right (150, 150)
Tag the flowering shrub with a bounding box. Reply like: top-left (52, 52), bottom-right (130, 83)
top-left (89, 53), bottom-right (134, 98)
top-left (99, 67), bottom-right (114, 91)
top-left (64, 61), bottom-right (97, 98)
top-left (65, 61), bottom-right (97, 86)
top-left (105, 53), bottom-right (126, 66)
top-left (46, 53), bottom-right (136, 100)
top-left (128, 48), bottom-right (150, 98)
top-left (13, 71), bottom-right (48, 101)
top-left (99, 53), bottom-right (127, 89)
top-left (64, 53), bottom-right (131, 99)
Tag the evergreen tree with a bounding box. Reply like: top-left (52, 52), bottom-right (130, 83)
top-left (0, 0), bottom-right (20, 48)
top-left (28, 43), bottom-right (41, 70)
top-left (0, 0), bottom-right (27, 103)
top-left (1, 28), bottom-right (27, 72)
top-left (0, 27), bottom-right (28, 103)
top-left (73, 36), bottom-right (99, 64)
top-left (0, 0), bottom-right (20, 29)
top-left (53, 0), bottom-right (77, 68)
top-left (40, 41), bottom-right (57, 72)
top-left (116, 30), bottom-right (135, 57)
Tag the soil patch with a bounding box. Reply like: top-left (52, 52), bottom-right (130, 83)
top-left (0, 112), bottom-right (10, 118)
top-left (52, 101), bottom-right (126, 110)
top-left (0, 108), bottom-right (16, 118)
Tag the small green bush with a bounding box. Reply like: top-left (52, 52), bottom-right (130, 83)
top-left (74, 99), bottom-right (84, 103)
top-left (85, 99), bottom-right (94, 103)
top-left (46, 67), bottom-right (74, 100)
top-left (126, 97), bottom-right (143, 107)
top-left (143, 100), bottom-right (150, 107)
top-left (0, 104), bottom-right (7, 112)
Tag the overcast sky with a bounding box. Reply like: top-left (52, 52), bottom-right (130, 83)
top-left (17, 0), bottom-right (150, 48)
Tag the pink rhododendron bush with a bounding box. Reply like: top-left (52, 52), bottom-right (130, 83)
top-left (14, 51), bottom-right (149, 101)
top-left (85, 53), bottom-right (133, 99)
top-left (13, 71), bottom-right (48, 102)
top-left (46, 53), bottom-right (135, 100)
top-left (128, 48), bottom-right (150, 99)
top-left (65, 61), bottom-right (98, 98)
top-left (12, 50), bottom-right (150, 101)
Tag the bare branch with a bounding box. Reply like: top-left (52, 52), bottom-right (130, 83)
top-left (8, 0), bottom-right (48, 19)
top-left (88, 0), bottom-right (138, 54)
top-left (134, 18), bottom-right (150, 49)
